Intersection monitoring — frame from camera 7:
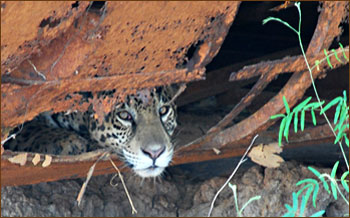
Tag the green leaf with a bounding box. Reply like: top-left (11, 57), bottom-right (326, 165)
top-left (284, 203), bottom-right (293, 212)
top-left (270, 114), bottom-right (286, 120)
top-left (312, 180), bottom-right (320, 208)
top-left (279, 117), bottom-right (287, 146)
top-left (296, 178), bottom-right (317, 187)
top-left (332, 48), bottom-right (343, 63)
top-left (340, 171), bottom-right (349, 193)
top-left (310, 210), bottom-right (325, 217)
top-left (283, 96), bottom-right (290, 114)
top-left (324, 49), bottom-right (333, 69)
top-left (334, 101), bottom-right (342, 124)
top-left (320, 97), bottom-right (342, 115)
top-left (330, 161), bottom-right (339, 200)
top-left (330, 161), bottom-right (339, 180)
top-left (312, 100), bottom-right (325, 109)
top-left (344, 135), bottom-right (349, 147)
top-left (296, 179), bottom-right (319, 207)
top-left (301, 110), bottom-right (305, 131)
top-left (294, 110), bottom-right (299, 133)
top-left (283, 114), bottom-right (293, 142)
top-left (296, 182), bottom-right (313, 196)
top-left (283, 204), bottom-right (295, 217)
top-left (311, 109), bottom-right (317, 126)
top-left (339, 42), bottom-right (349, 61)
top-left (334, 124), bottom-right (346, 144)
top-left (304, 101), bottom-right (324, 110)
top-left (334, 104), bottom-right (348, 132)
top-left (308, 166), bottom-right (330, 193)
top-left (343, 90), bottom-right (347, 103)
top-left (300, 195), bottom-right (307, 216)
top-left (300, 187), bottom-right (313, 216)
top-left (294, 97), bottom-right (312, 111)
top-left (292, 192), bottom-right (298, 212)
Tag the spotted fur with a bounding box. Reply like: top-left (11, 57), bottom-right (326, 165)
top-left (5, 86), bottom-right (178, 178)
top-left (5, 120), bottom-right (98, 155)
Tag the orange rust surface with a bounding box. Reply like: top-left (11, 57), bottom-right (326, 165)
top-left (1, 124), bottom-right (336, 187)
top-left (1, 1), bottom-right (240, 130)
top-left (1, 1), bottom-right (90, 74)
top-left (1, 1), bottom-right (240, 186)
top-left (229, 46), bottom-right (349, 81)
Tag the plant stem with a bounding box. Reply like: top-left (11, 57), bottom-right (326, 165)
top-left (295, 3), bottom-right (349, 170)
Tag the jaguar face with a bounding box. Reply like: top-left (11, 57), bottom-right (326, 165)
top-left (90, 87), bottom-right (177, 177)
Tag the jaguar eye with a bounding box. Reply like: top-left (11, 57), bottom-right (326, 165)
top-left (117, 111), bottom-right (133, 121)
top-left (159, 105), bottom-right (170, 116)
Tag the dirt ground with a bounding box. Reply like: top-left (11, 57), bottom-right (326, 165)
top-left (1, 160), bottom-right (348, 217)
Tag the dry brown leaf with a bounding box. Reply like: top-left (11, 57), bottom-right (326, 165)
top-left (42, 155), bottom-right (52, 167)
top-left (248, 142), bottom-right (284, 168)
top-left (1, 145), bottom-right (4, 155)
top-left (32, 153), bottom-right (41, 165)
top-left (8, 153), bottom-right (28, 166)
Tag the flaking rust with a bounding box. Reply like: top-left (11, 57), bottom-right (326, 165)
top-left (1, 2), bottom-right (240, 186)
top-left (1, 1), bottom-right (240, 131)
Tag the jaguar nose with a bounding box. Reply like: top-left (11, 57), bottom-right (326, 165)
top-left (141, 145), bottom-right (165, 160)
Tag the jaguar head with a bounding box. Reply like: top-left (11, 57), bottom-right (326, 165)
top-left (95, 87), bottom-right (177, 177)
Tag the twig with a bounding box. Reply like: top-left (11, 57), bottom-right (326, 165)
top-left (77, 150), bottom-right (110, 206)
top-left (168, 83), bottom-right (187, 105)
top-left (207, 134), bottom-right (259, 217)
top-left (1, 133), bottom-right (17, 145)
top-left (109, 157), bottom-right (138, 214)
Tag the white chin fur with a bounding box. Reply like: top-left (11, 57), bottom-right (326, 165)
top-left (134, 167), bottom-right (165, 178)
top-left (123, 148), bottom-right (173, 178)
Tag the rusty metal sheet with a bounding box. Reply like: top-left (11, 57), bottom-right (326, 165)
top-left (1, 1), bottom-right (90, 74)
top-left (229, 46), bottom-right (349, 82)
top-left (206, 46), bottom-right (348, 134)
top-left (1, 123), bottom-right (338, 187)
top-left (205, 1), bottom-right (348, 148)
top-left (1, 1), bottom-right (240, 131)
top-left (1, 1), bottom-right (241, 186)
top-left (182, 1), bottom-right (348, 150)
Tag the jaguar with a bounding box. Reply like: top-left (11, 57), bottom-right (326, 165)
top-left (5, 86), bottom-right (178, 178)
